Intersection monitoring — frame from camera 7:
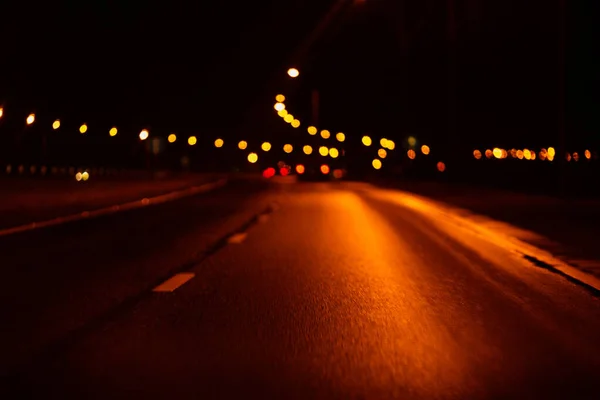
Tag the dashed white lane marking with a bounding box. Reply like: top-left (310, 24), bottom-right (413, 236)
top-left (0, 179), bottom-right (227, 237)
top-left (153, 273), bottom-right (195, 292)
top-left (227, 232), bottom-right (248, 244)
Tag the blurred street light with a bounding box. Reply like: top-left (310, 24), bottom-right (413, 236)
top-left (274, 102), bottom-right (285, 111)
top-left (362, 136), bottom-right (372, 146)
top-left (238, 140), bottom-right (248, 150)
top-left (296, 164), bottom-right (305, 174)
top-left (188, 136), bottom-right (197, 146)
top-left (80, 124), bottom-right (88, 134)
top-left (287, 68), bottom-right (299, 78)
top-left (407, 149), bottom-right (416, 159)
top-left (283, 144), bottom-right (293, 153)
top-left (378, 148), bottom-right (387, 159)
top-left (421, 145), bottom-right (430, 155)
top-left (336, 132), bottom-right (345, 142)
top-left (291, 119), bottom-right (300, 128)
top-left (261, 142), bottom-right (271, 152)
top-left (329, 148), bottom-right (339, 158)
top-left (408, 136), bottom-right (417, 147)
top-left (139, 129), bottom-right (149, 140)
top-left (248, 152), bottom-right (258, 163)
top-left (386, 140), bottom-right (395, 150)
top-left (0, 107), bottom-right (3, 118)
top-left (275, 94), bottom-right (285, 103)
top-left (473, 150), bottom-right (482, 159)
top-left (168, 134), bottom-right (177, 143)
top-left (303, 145), bottom-right (313, 155)
top-left (277, 109), bottom-right (288, 118)
top-left (319, 146), bottom-right (328, 156)
top-left (284, 114), bottom-right (294, 123)
top-left (380, 138), bottom-right (388, 148)
top-left (52, 120), bottom-right (60, 130)
top-left (321, 130), bottom-right (330, 139)
top-left (308, 126), bottom-right (317, 135)
top-left (320, 164), bottom-right (330, 174)
top-left (26, 113), bottom-right (35, 125)
top-left (215, 138), bottom-right (224, 148)
top-left (372, 159), bottom-right (382, 170)
top-left (437, 161), bottom-right (446, 172)
top-left (109, 127), bottom-right (118, 136)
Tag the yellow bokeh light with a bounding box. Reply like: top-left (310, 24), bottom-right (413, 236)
top-left (283, 144), bottom-right (293, 153)
top-left (547, 147), bottom-right (556, 157)
top-left (321, 130), bottom-right (330, 139)
top-left (362, 136), bottom-right (372, 146)
top-left (215, 138), bottom-right (224, 148)
top-left (238, 140), bottom-right (248, 150)
top-left (80, 124), bottom-right (88, 134)
top-left (319, 146), bottom-right (329, 156)
top-left (0, 107), bottom-right (3, 118)
top-left (287, 68), bottom-right (299, 78)
top-left (168, 134), bottom-right (177, 143)
top-left (278, 109), bottom-right (288, 118)
top-left (26, 113), bottom-right (35, 125)
top-left (261, 142), bottom-right (271, 152)
top-left (329, 148), bottom-right (339, 158)
top-left (336, 132), bottom-right (345, 142)
top-left (307, 126), bottom-right (317, 135)
top-left (109, 127), bottom-right (118, 136)
top-left (372, 159), bottom-right (382, 170)
top-left (284, 114), bottom-right (294, 123)
top-left (523, 149), bottom-right (531, 160)
top-left (52, 120), bottom-right (60, 130)
top-left (473, 150), bottom-right (482, 159)
top-left (274, 102), bottom-right (285, 112)
top-left (421, 145), bottom-right (430, 155)
top-left (516, 150), bottom-right (524, 159)
top-left (408, 136), bottom-right (417, 147)
top-left (386, 140), bottom-right (396, 150)
top-left (303, 145), bottom-right (313, 155)
top-left (378, 148), bottom-right (387, 159)
top-left (188, 136), bottom-right (197, 145)
top-left (407, 149), bottom-right (416, 159)
top-left (139, 129), bottom-right (149, 140)
top-left (493, 148), bottom-right (503, 159)
top-left (291, 119), bottom-right (300, 128)
top-left (275, 94), bottom-right (285, 103)
top-left (380, 138), bottom-right (388, 148)
top-left (75, 172), bottom-right (82, 181)
top-left (248, 152), bottom-right (258, 163)
top-left (82, 171), bottom-right (89, 181)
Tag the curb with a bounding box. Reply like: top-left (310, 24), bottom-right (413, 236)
top-left (0, 179), bottom-right (228, 237)
top-left (371, 187), bottom-right (600, 295)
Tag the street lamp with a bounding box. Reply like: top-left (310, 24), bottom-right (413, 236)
top-left (26, 113), bottom-right (35, 125)
top-left (52, 120), bottom-right (60, 130)
top-left (139, 129), bottom-right (149, 140)
top-left (80, 124), bottom-right (88, 134)
top-left (287, 68), bottom-right (299, 78)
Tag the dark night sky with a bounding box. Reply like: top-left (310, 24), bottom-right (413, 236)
top-left (0, 0), bottom-right (597, 158)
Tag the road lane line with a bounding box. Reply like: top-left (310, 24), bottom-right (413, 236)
top-left (227, 232), bottom-right (248, 244)
top-left (153, 273), bottom-right (195, 292)
top-left (0, 179), bottom-right (227, 237)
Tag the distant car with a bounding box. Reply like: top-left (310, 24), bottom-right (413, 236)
top-left (297, 167), bottom-right (331, 182)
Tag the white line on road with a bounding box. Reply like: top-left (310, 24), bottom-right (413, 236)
top-left (227, 232), bottom-right (248, 244)
top-left (0, 179), bottom-right (227, 237)
top-left (153, 273), bottom-right (195, 292)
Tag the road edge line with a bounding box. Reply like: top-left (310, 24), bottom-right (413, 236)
top-left (0, 178), bottom-right (228, 237)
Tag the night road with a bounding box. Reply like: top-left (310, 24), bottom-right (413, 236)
top-left (2, 178), bottom-right (600, 399)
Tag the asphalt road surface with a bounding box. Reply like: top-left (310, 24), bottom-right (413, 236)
top-left (2, 178), bottom-right (600, 399)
